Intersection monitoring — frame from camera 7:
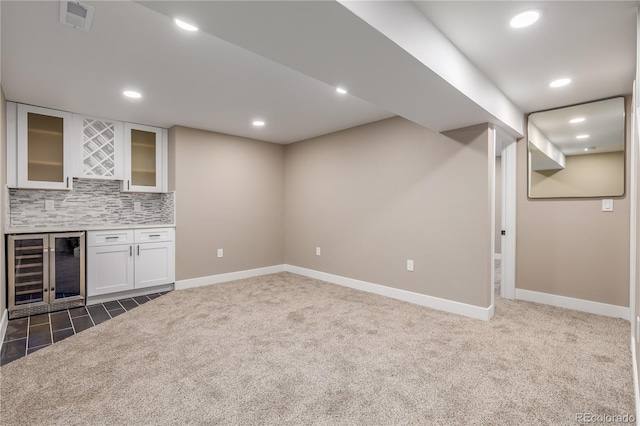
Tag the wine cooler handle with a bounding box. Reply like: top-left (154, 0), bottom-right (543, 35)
top-left (130, 246), bottom-right (132, 256)
top-left (137, 245), bottom-right (140, 256)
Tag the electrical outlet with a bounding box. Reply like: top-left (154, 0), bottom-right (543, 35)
top-left (45, 200), bottom-right (54, 211)
top-left (407, 259), bottom-right (414, 272)
top-left (217, 248), bottom-right (223, 258)
top-left (316, 247), bottom-right (321, 256)
top-left (133, 202), bottom-right (142, 212)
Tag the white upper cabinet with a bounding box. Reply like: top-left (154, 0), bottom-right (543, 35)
top-left (9, 103), bottom-right (74, 190)
top-left (123, 123), bottom-right (167, 193)
top-left (75, 114), bottom-right (124, 180)
top-left (7, 102), bottom-right (169, 192)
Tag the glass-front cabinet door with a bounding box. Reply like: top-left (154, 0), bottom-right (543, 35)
top-left (124, 123), bottom-right (165, 193)
top-left (16, 104), bottom-right (73, 190)
top-left (76, 115), bottom-right (124, 180)
top-left (9, 235), bottom-right (48, 311)
top-left (50, 232), bottom-right (85, 303)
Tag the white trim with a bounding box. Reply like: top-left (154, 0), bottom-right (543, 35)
top-left (499, 130), bottom-right (517, 300)
top-left (493, 253), bottom-right (502, 260)
top-left (515, 288), bottom-right (629, 320)
top-left (632, 336), bottom-right (640, 423)
top-left (6, 102), bottom-right (17, 188)
top-left (161, 128), bottom-right (169, 192)
top-left (0, 309), bottom-right (8, 352)
top-left (285, 264), bottom-right (493, 321)
top-left (489, 126), bottom-right (496, 312)
top-left (631, 81), bottom-right (638, 337)
top-left (175, 265), bottom-right (286, 290)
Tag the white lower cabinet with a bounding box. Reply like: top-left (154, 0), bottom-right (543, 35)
top-left (87, 244), bottom-right (135, 296)
top-left (134, 241), bottom-right (175, 289)
top-left (87, 228), bottom-right (175, 297)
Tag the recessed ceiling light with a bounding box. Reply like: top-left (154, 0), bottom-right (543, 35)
top-left (123, 90), bottom-right (142, 99)
top-left (549, 78), bottom-right (571, 88)
top-left (584, 148), bottom-right (589, 152)
top-left (569, 117), bottom-right (586, 124)
top-left (252, 120), bottom-right (265, 127)
top-left (174, 18), bottom-right (198, 32)
top-left (510, 10), bottom-right (540, 29)
top-left (576, 134), bottom-right (590, 139)
top-left (336, 87), bottom-right (348, 94)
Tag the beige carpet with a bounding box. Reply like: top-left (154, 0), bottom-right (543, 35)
top-left (0, 272), bottom-right (634, 425)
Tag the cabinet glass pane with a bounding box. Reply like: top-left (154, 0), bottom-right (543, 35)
top-left (131, 129), bottom-right (156, 187)
top-left (52, 236), bottom-right (82, 300)
top-left (27, 112), bottom-right (64, 182)
top-left (13, 238), bottom-right (45, 305)
top-left (83, 119), bottom-right (115, 177)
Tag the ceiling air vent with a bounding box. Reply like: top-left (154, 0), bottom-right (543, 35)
top-left (59, 1), bottom-right (94, 32)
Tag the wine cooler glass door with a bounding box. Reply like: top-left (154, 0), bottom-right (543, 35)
top-left (10, 235), bottom-right (48, 308)
top-left (50, 233), bottom-right (85, 302)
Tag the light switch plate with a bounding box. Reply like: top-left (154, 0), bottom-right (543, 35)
top-left (217, 248), bottom-right (223, 258)
top-left (316, 247), bottom-right (321, 256)
top-left (45, 200), bottom-right (54, 211)
top-left (133, 201), bottom-right (142, 212)
top-left (602, 199), bottom-right (614, 212)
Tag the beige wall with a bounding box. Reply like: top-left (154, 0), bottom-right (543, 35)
top-left (530, 151), bottom-right (625, 198)
top-left (516, 100), bottom-right (631, 307)
top-left (168, 126), bottom-right (285, 281)
top-left (284, 117), bottom-right (492, 308)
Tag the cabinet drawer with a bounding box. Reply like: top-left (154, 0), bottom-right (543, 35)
top-left (135, 228), bottom-right (174, 243)
top-left (88, 230), bottom-right (134, 247)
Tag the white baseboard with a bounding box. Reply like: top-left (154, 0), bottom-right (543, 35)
top-left (175, 264), bottom-right (286, 290)
top-left (284, 264), bottom-right (493, 321)
top-left (0, 309), bottom-right (8, 352)
top-left (632, 336), bottom-right (640, 423)
top-left (515, 288), bottom-right (629, 320)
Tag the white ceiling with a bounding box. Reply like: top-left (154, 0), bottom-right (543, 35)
top-left (0, 1), bottom-right (393, 144)
top-left (414, 1), bottom-right (636, 114)
top-left (1, 1), bottom-right (637, 144)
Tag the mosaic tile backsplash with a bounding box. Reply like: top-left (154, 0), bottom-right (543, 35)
top-left (9, 179), bottom-right (174, 228)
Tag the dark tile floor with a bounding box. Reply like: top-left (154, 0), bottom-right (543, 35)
top-left (1, 291), bottom-right (169, 366)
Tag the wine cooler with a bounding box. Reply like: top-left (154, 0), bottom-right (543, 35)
top-left (8, 232), bottom-right (85, 319)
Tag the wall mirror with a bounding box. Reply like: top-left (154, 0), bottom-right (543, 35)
top-left (528, 97), bottom-right (625, 198)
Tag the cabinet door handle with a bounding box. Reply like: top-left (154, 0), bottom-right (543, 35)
top-left (129, 246), bottom-right (132, 256)
top-left (127, 180), bottom-right (130, 190)
top-left (105, 236), bottom-right (119, 240)
top-left (137, 245), bottom-right (140, 256)
top-left (149, 234), bottom-right (161, 238)
top-left (66, 177), bottom-right (70, 188)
